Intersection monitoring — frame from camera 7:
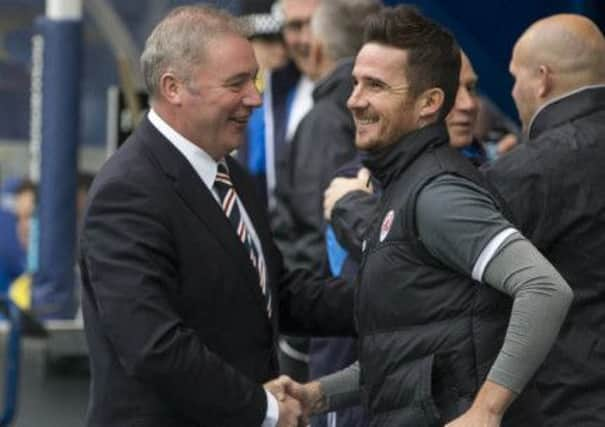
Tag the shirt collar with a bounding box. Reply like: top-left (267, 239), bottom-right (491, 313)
top-left (527, 84), bottom-right (605, 139)
top-left (148, 108), bottom-right (220, 189)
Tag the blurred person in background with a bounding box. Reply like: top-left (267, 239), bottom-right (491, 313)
top-left (442, 51), bottom-right (487, 166)
top-left (6, 179), bottom-right (36, 310)
top-left (239, 0), bottom-right (320, 207)
top-left (10, 173), bottom-right (93, 312)
top-left (269, 2), bottom-right (382, 426)
top-left (241, 1), bottom-right (288, 84)
top-left (269, 0), bottom-right (323, 388)
top-left (484, 14), bottom-right (605, 427)
top-left (13, 180), bottom-right (36, 256)
top-left (239, 0), bottom-right (288, 202)
top-left (473, 96), bottom-right (520, 161)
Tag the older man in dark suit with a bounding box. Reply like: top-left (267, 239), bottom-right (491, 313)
top-left (79, 6), bottom-right (353, 427)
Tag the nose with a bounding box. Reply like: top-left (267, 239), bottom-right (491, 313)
top-left (244, 81), bottom-right (262, 107)
top-left (347, 84), bottom-right (365, 112)
top-left (456, 88), bottom-right (478, 114)
top-left (299, 24), bottom-right (312, 47)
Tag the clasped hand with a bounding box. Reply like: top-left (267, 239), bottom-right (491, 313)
top-left (264, 376), bottom-right (325, 427)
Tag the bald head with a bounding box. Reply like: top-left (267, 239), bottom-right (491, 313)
top-left (510, 14), bottom-right (605, 130)
top-left (517, 14), bottom-right (604, 83)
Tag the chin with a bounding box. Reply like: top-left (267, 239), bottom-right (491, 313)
top-left (355, 138), bottom-right (373, 151)
top-left (220, 138), bottom-right (244, 157)
top-left (450, 137), bottom-right (472, 148)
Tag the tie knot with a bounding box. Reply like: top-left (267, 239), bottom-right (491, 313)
top-left (215, 162), bottom-right (232, 188)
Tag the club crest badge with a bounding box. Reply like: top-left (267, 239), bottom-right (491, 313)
top-left (379, 210), bottom-right (395, 242)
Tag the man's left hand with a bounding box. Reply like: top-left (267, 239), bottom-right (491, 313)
top-left (323, 168), bottom-right (372, 220)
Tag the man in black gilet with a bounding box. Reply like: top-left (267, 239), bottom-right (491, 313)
top-left (284, 6), bottom-right (573, 427)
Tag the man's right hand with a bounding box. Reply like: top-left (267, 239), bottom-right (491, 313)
top-left (276, 395), bottom-right (303, 427)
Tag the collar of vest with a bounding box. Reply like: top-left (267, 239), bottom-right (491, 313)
top-left (361, 122), bottom-right (449, 188)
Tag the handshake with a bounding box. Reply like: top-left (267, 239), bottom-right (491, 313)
top-left (264, 376), bottom-right (327, 427)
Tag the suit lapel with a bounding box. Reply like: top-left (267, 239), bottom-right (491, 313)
top-left (137, 118), bottom-right (262, 297)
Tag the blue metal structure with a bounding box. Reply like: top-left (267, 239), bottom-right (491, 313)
top-left (0, 299), bottom-right (22, 427)
top-left (32, 2), bottom-right (82, 319)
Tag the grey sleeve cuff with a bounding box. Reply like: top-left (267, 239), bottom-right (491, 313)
top-left (484, 232), bottom-right (573, 393)
top-left (318, 361), bottom-right (361, 411)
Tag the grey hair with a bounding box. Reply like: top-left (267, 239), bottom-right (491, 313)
top-left (310, 0), bottom-right (382, 61)
top-left (140, 5), bottom-right (245, 98)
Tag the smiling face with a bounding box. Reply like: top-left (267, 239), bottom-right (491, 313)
top-left (281, 0), bottom-right (320, 77)
top-left (347, 43), bottom-right (421, 151)
top-left (446, 52), bottom-right (479, 148)
top-left (176, 34), bottom-right (261, 159)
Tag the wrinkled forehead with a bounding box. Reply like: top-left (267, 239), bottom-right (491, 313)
top-left (353, 43), bottom-right (409, 84)
top-left (281, 0), bottom-right (319, 21)
top-left (192, 34), bottom-right (258, 77)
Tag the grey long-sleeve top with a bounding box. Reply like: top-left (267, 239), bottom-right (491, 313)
top-left (320, 175), bottom-right (573, 410)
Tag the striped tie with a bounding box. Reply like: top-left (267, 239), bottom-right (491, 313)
top-left (214, 162), bottom-right (271, 317)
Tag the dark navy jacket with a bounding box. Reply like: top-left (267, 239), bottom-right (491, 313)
top-left (484, 85), bottom-right (605, 427)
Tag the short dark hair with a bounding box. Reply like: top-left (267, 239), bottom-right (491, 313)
top-left (363, 6), bottom-right (461, 120)
top-left (15, 179), bottom-right (37, 198)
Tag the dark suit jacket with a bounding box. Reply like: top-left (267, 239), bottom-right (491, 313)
top-left (79, 117), bottom-right (354, 427)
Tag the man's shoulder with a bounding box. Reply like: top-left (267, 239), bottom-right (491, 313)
top-left (91, 131), bottom-right (162, 201)
top-left (305, 99), bottom-right (350, 127)
top-left (99, 136), bottom-right (148, 179)
top-left (486, 139), bottom-right (543, 177)
top-left (418, 174), bottom-right (496, 211)
top-left (490, 121), bottom-right (591, 178)
top-left (303, 80), bottom-right (355, 133)
top-left (313, 76), bottom-right (353, 113)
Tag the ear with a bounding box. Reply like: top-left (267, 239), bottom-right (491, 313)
top-left (158, 72), bottom-right (183, 105)
top-left (416, 87), bottom-right (445, 121)
top-left (537, 64), bottom-right (553, 98)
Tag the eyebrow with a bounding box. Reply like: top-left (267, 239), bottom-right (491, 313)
top-left (223, 70), bottom-right (257, 85)
top-left (355, 74), bottom-right (388, 87)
